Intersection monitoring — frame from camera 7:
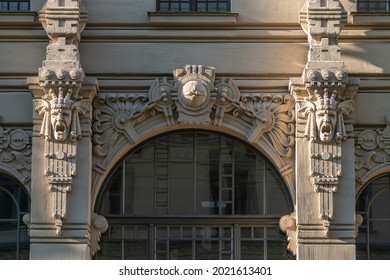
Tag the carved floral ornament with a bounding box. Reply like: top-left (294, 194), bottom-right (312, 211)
top-left (93, 65), bottom-right (295, 172)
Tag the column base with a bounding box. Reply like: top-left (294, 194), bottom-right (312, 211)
top-left (298, 244), bottom-right (356, 260)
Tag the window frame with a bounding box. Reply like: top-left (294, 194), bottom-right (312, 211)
top-left (357, 0), bottom-right (390, 12)
top-left (156, 0), bottom-right (231, 13)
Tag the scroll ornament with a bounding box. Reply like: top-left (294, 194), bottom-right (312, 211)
top-left (34, 87), bottom-right (90, 235)
top-left (355, 116), bottom-right (390, 187)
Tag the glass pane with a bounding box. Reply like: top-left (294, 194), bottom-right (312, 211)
top-left (195, 240), bottom-right (219, 259)
top-left (9, 2), bottom-right (18, 11)
top-left (96, 241), bottom-right (122, 260)
top-left (125, 143), bottom-right (155, 215)
top-left (0, 3), bottom-right (8, 11)
top-left (266, 167), bottom-right (291, 215)
top-left (124, 241), bottom-right (148, 260)
top-left (267, 240), bottom-right (288, 260)
top-left (169, 240), bottom-right (192, 260)
top-left (98, 164), bottom-right (122, 215)
top-left (20, 2), bottom-right (29, 11)
top-left (241, 241), bottom-right (264, 260)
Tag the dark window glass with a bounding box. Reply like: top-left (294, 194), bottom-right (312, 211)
top-left (356, 174), bottom-right (390, 260)
top-left (156, 0), bottom-right (230, 12)
top-left (96, 131), bottom-right (293, 260)
top-left (0, 1), bottom-right (30, 12)
top-left (0, 174), bottom-right (30, 260)
top-left (358, 0), bottom-right (390, 12)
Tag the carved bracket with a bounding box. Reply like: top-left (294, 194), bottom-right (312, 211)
top-left (90, 213), bottom-right (108, 256)
top-left (279, 211), bottom-right (297, 255)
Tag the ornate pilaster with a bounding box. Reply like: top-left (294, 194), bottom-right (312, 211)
top-left (27, 0), bottom-right (100, 259)
top-left (288, 0), bottom-right (359, 259)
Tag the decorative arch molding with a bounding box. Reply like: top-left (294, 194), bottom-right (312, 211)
top-left (355, 116), bottom-right (390, 197)
top-left (0, 122), bottom-right (32, 194)
top-left (91, 65), bottom-right (296, 207)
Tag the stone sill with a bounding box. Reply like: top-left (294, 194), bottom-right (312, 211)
top-left (148, 12), bottom-right (238, 25)
top-left (351, 12), bottom-right (390, 25)
top-left (0, 12), bottom-right (36, 24)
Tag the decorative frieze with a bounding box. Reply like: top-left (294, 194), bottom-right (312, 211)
top-left (93, 65), bottom-right (295, 171)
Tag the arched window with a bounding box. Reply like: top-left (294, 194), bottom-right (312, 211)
top-left (0, 173), bottom-right (30, 260)
top-left (356, 173), bottom-right (390, 259)
top-left (96, 131), bottom-right (293, 260)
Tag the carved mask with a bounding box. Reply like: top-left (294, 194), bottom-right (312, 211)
top-left (315, 108), bottom-right (337, 143)
top-left (50, 107), bottom-right (72, 141)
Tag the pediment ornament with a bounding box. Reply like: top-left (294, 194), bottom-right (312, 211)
top-left (93, 65), bottom-right (295, 172)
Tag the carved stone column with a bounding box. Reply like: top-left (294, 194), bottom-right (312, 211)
top-left (27, 0), bottom-right (100, 259)
top-left (289, 0), bottom-right (359, 259)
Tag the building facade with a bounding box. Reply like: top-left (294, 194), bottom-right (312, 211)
top-left (0, 0), bottom-right (389, 260)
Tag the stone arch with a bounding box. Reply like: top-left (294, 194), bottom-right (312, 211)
top-left (91, 65), bottom-right (296, 208)
top-left (356, 164), bottom-right (390, 199)
top-left (0, 163), bottom-right (31, 196)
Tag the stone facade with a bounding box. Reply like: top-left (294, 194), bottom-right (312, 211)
top-left (0, 0), bottom-right (389, 259)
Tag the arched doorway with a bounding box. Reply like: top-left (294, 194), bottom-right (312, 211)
top-left (356, 173), bottom-right (390, 260)
top-left (0, 173), bottom-right (30, 260)
top-left (95, 131), bottom-right (293, 260)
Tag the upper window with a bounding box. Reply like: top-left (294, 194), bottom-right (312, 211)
top-left (358, 0), bottom-right (390, 12)
top-left (157, 0), bottom-right (230, 12)
top-left (0, 1), bottom-right (30, 12)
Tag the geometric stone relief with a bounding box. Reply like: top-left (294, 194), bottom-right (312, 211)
top-left (33, 88), bottom-right (91, 235)
top-left (93, 65), bottom-right (295, 175)
top-left (298, 87), bottom-right (354, 234)
top-left (0, 116), bottom-right (32, 189)
top-left (355, 116), bottom-right (390, 190)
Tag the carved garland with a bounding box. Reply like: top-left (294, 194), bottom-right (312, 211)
top-left (93, 65), bottom-right (295, 171)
